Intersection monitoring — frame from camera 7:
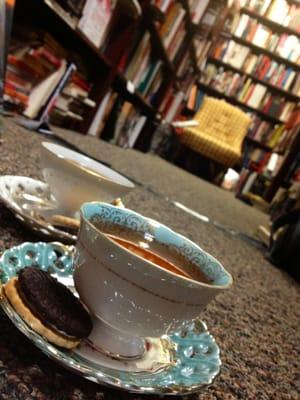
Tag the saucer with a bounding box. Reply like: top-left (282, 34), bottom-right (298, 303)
top-left (0, 242), bottom-right (221, 395)
top-left (0, 176), bottom-right (76, 243)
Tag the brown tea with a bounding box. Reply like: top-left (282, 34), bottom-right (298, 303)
top-left (108, 234), bottom-right (212, 284)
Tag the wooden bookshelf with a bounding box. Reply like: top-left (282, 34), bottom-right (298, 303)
top-left (241, 7), bottom-right (300, 40)
top-left (208, 57), bottom-right (300, 102)
top-left (231, 35), bottom-right (300, 72)
top-left (197, 82), bottom-right (284, 124)
top-left (8, 0), bottom-right (232, 151)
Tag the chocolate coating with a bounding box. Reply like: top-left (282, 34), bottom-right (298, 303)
top-left (17, 267), bottom-right (92, 339)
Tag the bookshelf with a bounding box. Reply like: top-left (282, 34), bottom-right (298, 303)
top-left (7, 0), bottom-right (225, 149)
top-left (187, 0), bottom-right (300, 205)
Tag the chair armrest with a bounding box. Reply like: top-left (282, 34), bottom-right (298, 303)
top-left (171, 120), bottom-right (199, 128)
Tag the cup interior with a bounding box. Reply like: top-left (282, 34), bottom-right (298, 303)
top-left (81, 202), bottom-right (232, 288)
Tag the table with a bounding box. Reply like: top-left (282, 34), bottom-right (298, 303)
top-left (0, 118), bottom-right (299, 400)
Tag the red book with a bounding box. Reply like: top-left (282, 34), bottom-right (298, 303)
top-left (244, 84), bottom-right (255, 104)
top-left (4, 83), bottom-right (29, 105)
top-left (5, 78), bottom-right (31, 95)
top-left (258, 58), bottom-right (271, 80)
top-left (262, 95), bottom-right (273, 113)
top-left (71, 74), bottom-right (91, 92)
top-left (5, 70), bottom-right (32, 90)
top-left (277, 69), bottom-right (286, 87)
top-left (7, 55), bottom-right (42, 80)
top-left (34, 47), bottom-right (62, 68)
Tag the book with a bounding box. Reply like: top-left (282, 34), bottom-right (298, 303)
top-left (189, 0), bottom-right (209, 24)
top-left (24, 60), bottom-right (67, 119)
top-left (78, 0), bottom-right (113, 48)
top-left (187, 84), bottom-right (197, 110)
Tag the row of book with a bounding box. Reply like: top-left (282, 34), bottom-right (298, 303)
top-left (247, 116), bottom-right (297, 153)
top-left (212, 40), bottom-right (300, 95)
top-left (124, 33), bottom-right (163, 105)
top-left (87, 89), bottom-right (147, 148)
top-left (202, 64), bottom-right (296, 122)
top-left (154, 0), bottom-right (209, 24)
top-left (232, 14), bottom-right (300, 64)
top-left (194, 36), bottom-right (212, 69)
top-left (157, 1), bottom-right (187, 63)
top-left (240, 0), bottom-right (300, 31)
top-left (243, 148), bottom-right (272, 174)
top-left (87, 81), bottom-right (187, 145)
top-left (236, 168), bottom-right (267, 198)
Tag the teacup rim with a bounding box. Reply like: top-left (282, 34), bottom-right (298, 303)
top-left (41, 141), bottom-right (135, 189)
top-left (80, 202), bottom-right (233, 290)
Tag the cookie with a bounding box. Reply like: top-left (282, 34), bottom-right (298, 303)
top-left (4, 267), bottom-right (92, 349)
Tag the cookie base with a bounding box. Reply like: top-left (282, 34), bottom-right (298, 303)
top-left (4, 277), bottom-right (80, 349)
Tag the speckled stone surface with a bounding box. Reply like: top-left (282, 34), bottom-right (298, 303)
top-left (0, 118), bottom-right (299, 400)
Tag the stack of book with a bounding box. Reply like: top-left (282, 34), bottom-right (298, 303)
top-left (124, 33), bottom-right (163, 105)
top-left (242, 0), bottom-right (300, 31)
top-left (5, 27), bottom-right (67, 116)
top-left (158, 1), bottom-right (187, 62)
top-left (201, 63), bottom-right (296, 122)
top-left (50, 71), bottom-right (96, 127)
top-left (232, 14), bottom-right (300, 63)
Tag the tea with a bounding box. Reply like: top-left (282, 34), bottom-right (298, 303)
top-left (108, 234), bottom-right (212, 284)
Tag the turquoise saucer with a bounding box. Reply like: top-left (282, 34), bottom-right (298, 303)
top-left (0, 242), bottom-right (221, 395)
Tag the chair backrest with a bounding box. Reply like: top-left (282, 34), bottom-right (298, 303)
top-left (194, 96), bottom-right (251, 149)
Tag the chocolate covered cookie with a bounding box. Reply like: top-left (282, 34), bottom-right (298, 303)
top-left (4, 267), bottom-right (92, 349)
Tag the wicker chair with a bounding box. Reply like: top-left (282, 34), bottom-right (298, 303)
top-left (179, 96), bottom-right (251, 168)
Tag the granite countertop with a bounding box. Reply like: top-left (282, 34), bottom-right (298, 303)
top-left (0, 118), bottom-right (299, 400)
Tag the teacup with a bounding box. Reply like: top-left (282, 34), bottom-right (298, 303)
top-left (73, 202), bottom-right (232, 359)
top-left (41, 142), bottom-right (135, 216)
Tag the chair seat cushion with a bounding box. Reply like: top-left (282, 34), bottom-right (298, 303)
top-left (180, 128), bottom-right (241, 167)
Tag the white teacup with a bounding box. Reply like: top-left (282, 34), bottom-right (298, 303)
top-left (41, 142), bottom-right (135, 216)
top-left (74, 202), bottom-right (232, 359)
